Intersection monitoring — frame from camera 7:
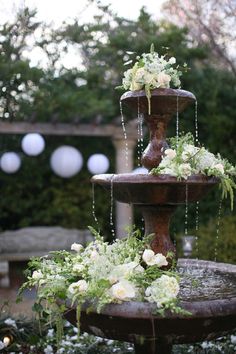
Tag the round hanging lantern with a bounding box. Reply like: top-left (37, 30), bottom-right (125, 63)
top-left (21, 133), bottom-right (45, 156)
top-left (87, 154), bottom-right (109, 174)
top-left (132, 167), bottom-right (149, 174)
top-left (0, 152), bottom-right (21, 174)
top-left (50, 146), bottom-right (83, 178)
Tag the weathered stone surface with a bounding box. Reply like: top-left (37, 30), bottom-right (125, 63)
top-left (0, 226), bottom-right (92, 260)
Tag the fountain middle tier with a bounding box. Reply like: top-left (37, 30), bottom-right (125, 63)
top-left (92, 173), bottom-right (219, 264)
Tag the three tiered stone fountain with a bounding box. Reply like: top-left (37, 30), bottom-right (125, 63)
top-left (65, 88), bottom-right (236, 353)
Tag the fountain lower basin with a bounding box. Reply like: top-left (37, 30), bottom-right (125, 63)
top-left (63, 259), bottom-right (236, 353)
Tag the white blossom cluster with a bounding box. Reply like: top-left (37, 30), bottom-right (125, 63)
top-left (151, 133), bottom-right (236, 208)
top-left (25, 229), bottom-right (181, 316)
top-left (121, 45), bottom-right (183, 96)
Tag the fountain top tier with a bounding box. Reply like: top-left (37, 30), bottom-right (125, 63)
top-left (121, 88), bottom-right (196, 116)
top-left (121, 88), bottom-right (196, 169)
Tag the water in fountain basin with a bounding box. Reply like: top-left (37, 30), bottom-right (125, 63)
top-left (119, 100), bottom-right (129, 167)
top-left (178, 263), bottom-right (236, 301)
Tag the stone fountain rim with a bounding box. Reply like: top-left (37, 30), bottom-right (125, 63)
top-left (64, 259), bottom-right (236, 320)
top-left (91, 173), bottom-right (219, 185)
top-left (120, 88), bottom-right (196, 102)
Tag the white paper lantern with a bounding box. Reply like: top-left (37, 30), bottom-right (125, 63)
top-left (0, 152), bottom-right (21, 174)
top-left (21, 133), bottom-right (45, 156)
top-left (132, 167), bottom-right (149, 174)
top-left (87, 154), bottom-right (109, 174)
top-left (50, 146), bottom-right (83, 178)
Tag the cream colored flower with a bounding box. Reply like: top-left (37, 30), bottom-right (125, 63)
top-left (68, 280), bottom-right (88, 295)
top-left (72, 264), bottom-right (84, 273)
top-left (71, 243), bottom-right (83, 252)
top-left (178, 163), bottom-right (192, 178)
top-left (169, 57), bottom-right (176, 64)
top-left (157, 72), bottom-right (171, 88)
top-left (213, 163), bottom-right (224, 174)
top-left (142, 249), bottom-right (156, 265)
top-left (142, 249), bottom-right (168, 267)
top-left (155, 253), bottom-right (168, 267)
top-left (164, 148), bottom-right (176, 160)
top-left (130, 81), bottom-right (143, 91)
top-left (110, 280), bottom-right (136, 301)
top-left (32, 270), bottom-right (43, 280)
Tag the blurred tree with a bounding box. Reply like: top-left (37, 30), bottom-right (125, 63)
top-left (163, 0), bottom-right (236, 76)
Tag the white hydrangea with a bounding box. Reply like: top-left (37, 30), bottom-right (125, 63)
top-left (145, 275), bottom-right (179, 307)
top-left (195, 149), bottom-right (217, 171)
top-left (72, 263), bottom-right (84, 273)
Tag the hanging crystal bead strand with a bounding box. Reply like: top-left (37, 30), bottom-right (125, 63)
top-left (92, 183), bottom-right (99, 230)
top-left (110, 175), bottom-right (115, 238)
top-left (119, 100), bottom-right (129, 167)
top-left (215, 199), bottom-right (222, 262)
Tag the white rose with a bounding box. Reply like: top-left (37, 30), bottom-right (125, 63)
top-left (68, 280), bottom-right (88, 295)
top-left (32, 270), bottom-right (43, 280)
top-left (142, 250), bottom-right (168, 267)
top-left (71, 243), bottom-right (83, 252)
top-left (178, 163), bottom-right (192, 179)
top-left (157, 72), bottom-right (171, 88)
top-left (110, 280), bottom-right (136, 301)
top-left (213, 163), bottom-right (224, 174)
top-left (169, 57), bottom-right (176, 64)
top-left (3, 336), bottom-right (10, 346)
top-left (164, 148), bottom-right (176, 160)
top-left (72, 264), bottom-right (84, 273)
top-left (142, 249), bottom-right (156, 265)
top-left (154, 253), bottom-right (168, 267)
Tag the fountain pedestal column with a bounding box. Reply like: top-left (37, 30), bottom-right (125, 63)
top-left (139, 204), bottom-right (176, 257)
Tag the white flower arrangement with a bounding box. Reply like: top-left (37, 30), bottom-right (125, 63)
top-left (19, 228), bottom-right (188, 339)
top-left (151, 133), bottom-right (236, 209)
top-left (119, 44), bottom-right (186, 113)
